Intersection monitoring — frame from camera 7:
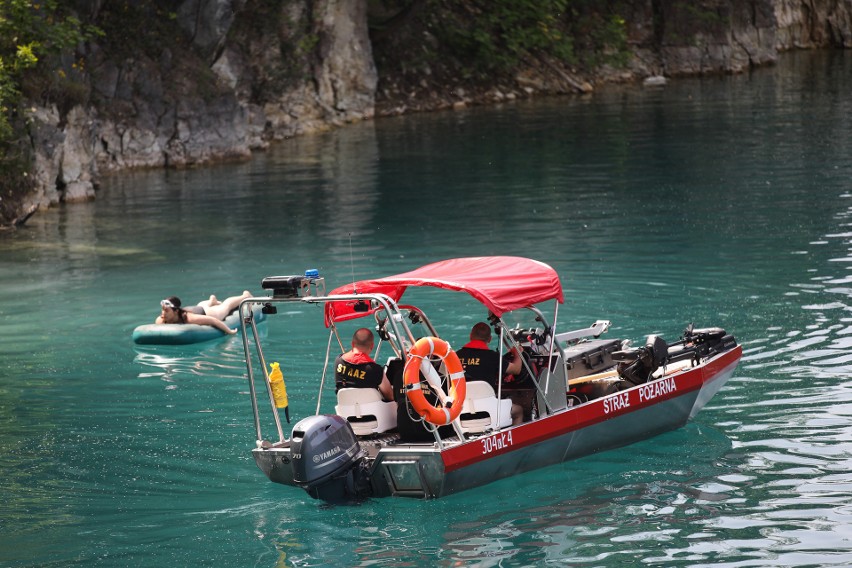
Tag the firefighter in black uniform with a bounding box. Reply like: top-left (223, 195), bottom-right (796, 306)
top-left (334, 328), bottom-right (393, 401)
top-left (455, 322), bottom-right (524, 425)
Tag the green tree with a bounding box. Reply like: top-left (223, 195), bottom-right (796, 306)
top-left (372, 0), bottom-right (630, 82)
top-left (435, 0), bottom-right (576, 76)
top-left (0, 0), bottom-right (96, 139)
top-left (0, 1), bottom-right (100, 226)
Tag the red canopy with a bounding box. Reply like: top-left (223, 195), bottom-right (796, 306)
top-left (324, 256), bottom-right (564, 325)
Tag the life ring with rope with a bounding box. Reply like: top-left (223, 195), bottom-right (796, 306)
top-left (403, 336), bottom-right (467, 425)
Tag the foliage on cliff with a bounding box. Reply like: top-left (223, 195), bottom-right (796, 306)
top-left (0, 0), bottom-right (100, 226)
top-left (0, 1), bottom-right (101, 133)
top-left (369, 0), bottom-right (629, 110)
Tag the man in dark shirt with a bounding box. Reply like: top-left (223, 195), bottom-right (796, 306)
top-left (455, 322), bottom-right (524, 425)
top-left (334, 328), bottom-right (393, 401)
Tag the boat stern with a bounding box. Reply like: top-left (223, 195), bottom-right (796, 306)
top-left (253, 444), bottom-right (298, 488)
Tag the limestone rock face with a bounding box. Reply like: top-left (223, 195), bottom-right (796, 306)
top-left (219, 0), bottom-right (376, 139)
top-left (24, 0), bottom-right (376, 213)
top-left (622, 0), bottom-right (851, 76)
top-left (313, 0), bottom-right (377, 119)
top-left (59, 107), bottom-right (97, 203)
top-left (26, 106), bottom-right (65, 210)
top-left (774, 0), bottom-right (852, 48)
top-left (623, 0), bottom-right (778, 76)
top-left (21, 105), bottom-right (95, 210)
top-left (176, 0), bottom-right (246, 62)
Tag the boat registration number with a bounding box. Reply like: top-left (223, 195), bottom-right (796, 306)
top-left (481, 431), bottom-right (513, 455)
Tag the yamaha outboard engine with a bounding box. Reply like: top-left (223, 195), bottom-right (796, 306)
top-left (290, 415), bottom-right (371, 501)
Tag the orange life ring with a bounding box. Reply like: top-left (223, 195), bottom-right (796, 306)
top-left (403, 336), bottom-right (467, 426)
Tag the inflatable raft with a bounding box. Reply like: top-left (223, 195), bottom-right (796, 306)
top-left (132, 306), bottom-right (266, 345)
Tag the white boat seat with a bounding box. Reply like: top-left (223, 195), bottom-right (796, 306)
top-left (459, 381), bottom-right (512, 434)
top-left (335, 388), bottom-right (398, 436)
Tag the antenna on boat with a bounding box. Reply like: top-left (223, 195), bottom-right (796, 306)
top-left (349, 232), bottom-right (357, 293)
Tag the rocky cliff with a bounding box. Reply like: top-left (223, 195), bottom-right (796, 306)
top-left (6, 0), bottom-right (852, 227)
top-left (645, 0), bottom-right (852, 73)
top-left (19, 0), bottom-right (376, 217)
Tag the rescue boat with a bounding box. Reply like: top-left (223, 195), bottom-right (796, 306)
top-left (237, 257), bottom-right (741, 500)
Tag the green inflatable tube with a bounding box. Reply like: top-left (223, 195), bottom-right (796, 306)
top-left (132, 306), bottom-right (266, 345)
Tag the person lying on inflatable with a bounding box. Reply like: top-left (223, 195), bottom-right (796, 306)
top-left (156, 291), bottom-right (251, 335)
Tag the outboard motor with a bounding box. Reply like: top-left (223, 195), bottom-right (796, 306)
top-left (667, 325), bottom-right (737, 363)
top-left (615, 335), bottom-right (668, 386)
top-left (290, 415), bottom-right (371, 501)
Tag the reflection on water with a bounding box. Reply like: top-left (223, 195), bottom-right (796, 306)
top-left (133, 331), bottom-right (261, 386)
top-left (2, 51), bottom-right (852, 566)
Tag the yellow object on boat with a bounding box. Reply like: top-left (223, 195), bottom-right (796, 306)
top-left (268, 361), bottom-right (290, 422)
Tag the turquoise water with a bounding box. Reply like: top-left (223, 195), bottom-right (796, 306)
top-left (2, 50), bottom-right (852, 566)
